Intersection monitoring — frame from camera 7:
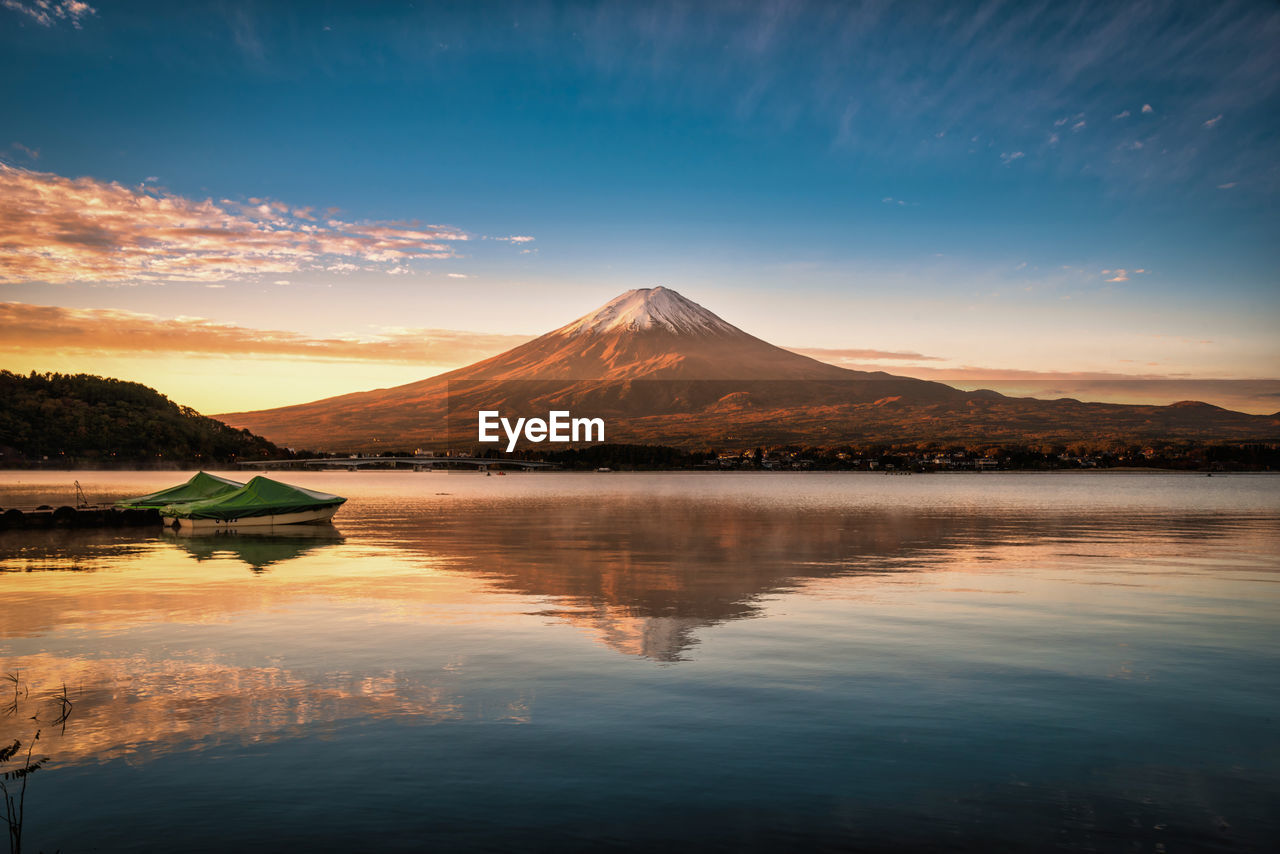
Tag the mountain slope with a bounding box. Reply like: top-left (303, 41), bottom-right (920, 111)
top-left (219, 288), bottom-right (1278, 450)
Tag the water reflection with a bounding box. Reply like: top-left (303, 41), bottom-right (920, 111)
top-left (363, 501), bottom-right (1274, 660)
top-left (1, 655), bottom-right (481, 768)
top-left (3, 496), bottom-right (1275, 664)
top-left (0, 474), bottom-right (1277, 852)
top-left (163, 525), bottom-right (345, 573)
top-left (0, 527), bottom-right (165, 573)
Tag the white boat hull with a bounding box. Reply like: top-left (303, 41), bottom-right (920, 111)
top-left (163, 505), bottom-right (340, 532)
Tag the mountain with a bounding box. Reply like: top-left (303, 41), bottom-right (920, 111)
top-left (401, 286), bottom-right (949, 385)
top-left (219, 288), bottom-right (1278, 451)
top-left (0, 370), bottom-right (283, 464)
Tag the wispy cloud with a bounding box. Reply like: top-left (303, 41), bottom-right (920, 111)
top-left (0, 164), bottom-right (471, 284)
top-left (193, 3), bottom-right (1279, 196)
top-left (788, 346), bottom-right (945, 363)
top-left (227, 4), bottom-right (265, 62)
top-left (1, 0), bottom-right (94, 28)
top-left (999, 151), bottom-right (1025, 164)
top-left (0, 301), bottom-right (533, 365)
top-left (131, 3), bottom-right (1278, 201)
top-left (1101, 268), bottom-right (1148, 282)
top-left (1202, 114), bottom-right (1223, 128)
top-left (10, 142), bottom-right (39, 160)
top-left (493, 235), bottom-right (536, 243)
top-left (1113, 110), bottom-right (1130, 119)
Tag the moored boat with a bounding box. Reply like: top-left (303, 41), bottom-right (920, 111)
top-left (116, 471), bottom-right (245, 510)
top-left (158, 475), bottom-right (346, 531)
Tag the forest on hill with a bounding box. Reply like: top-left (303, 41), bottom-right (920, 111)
top-left (0, 370), bottom-right (283, 466)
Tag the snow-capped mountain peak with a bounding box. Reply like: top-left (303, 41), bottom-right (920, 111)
top-left (556, 287), bottom-right (741, 337)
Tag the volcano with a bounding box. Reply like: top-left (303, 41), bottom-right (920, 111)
top-left (219, 287), bottom-right (1278, 451)
top-left (373, 286), bottom-right (951, 385)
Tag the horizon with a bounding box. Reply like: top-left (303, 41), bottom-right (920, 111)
top-left (1, 1), bottom-right (1278, 415)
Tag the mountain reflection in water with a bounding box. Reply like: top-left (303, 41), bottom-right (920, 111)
top-left (349, 496), bottom-right (1270, 661)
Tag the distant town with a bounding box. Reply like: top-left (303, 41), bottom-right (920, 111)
top-left (466, 442), bottom-right (1279, 472)
top-left (218, 442), bottom-right (1278, 473)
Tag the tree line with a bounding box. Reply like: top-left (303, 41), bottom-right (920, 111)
top-left (0, 371), bottom-right (282, 466)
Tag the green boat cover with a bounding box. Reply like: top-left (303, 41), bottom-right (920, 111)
top-left (116, 471), bottom-right (245, 509)
top-left (161, 476), bottom-right (346, 521)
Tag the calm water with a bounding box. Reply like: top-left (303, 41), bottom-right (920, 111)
top-left (1, 471), bottom-right (1277, 852)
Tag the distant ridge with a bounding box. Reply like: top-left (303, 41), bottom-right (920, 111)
top-left (219, 288), bottom-right (1279, 450)
top-left (0, 370), bottom-right (282, 463)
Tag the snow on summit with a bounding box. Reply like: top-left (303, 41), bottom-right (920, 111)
top-left (557, 287), bottom-right (741, 337)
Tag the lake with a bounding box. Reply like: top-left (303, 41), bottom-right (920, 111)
top-left (1, 471), bottom-right (1277, 852)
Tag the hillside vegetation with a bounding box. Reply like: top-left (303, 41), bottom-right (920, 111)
top-left (0, 370), bottom-right (283, 465)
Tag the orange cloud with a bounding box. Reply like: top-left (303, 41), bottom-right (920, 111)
top-left (0, 301), bottom-right (531, 364)
top-left (0, 164), bottom-right (470, 284)
top-left (787, 346), bottom-right (944, 363)
top-left (1, 0), bottom-right (94, 28)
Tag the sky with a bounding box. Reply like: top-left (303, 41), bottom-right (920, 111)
top-left (1, 0), bottom-right (1277, 414)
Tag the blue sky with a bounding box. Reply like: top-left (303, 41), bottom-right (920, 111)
top-left (1, 0), bottom-right (1277, 412)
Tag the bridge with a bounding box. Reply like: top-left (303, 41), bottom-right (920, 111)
top-left (238, 456), bottom-right (557, 471)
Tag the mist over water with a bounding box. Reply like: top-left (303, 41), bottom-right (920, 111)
top-left (2, 471), bottom-right (1278, 852)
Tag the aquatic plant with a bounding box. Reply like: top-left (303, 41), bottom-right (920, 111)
top-left (0, 730), bottom-right (47, 854)
top-left (0, 675), bottom-right (20, 720)
top-left (0, 672), bottom-right (69, 854)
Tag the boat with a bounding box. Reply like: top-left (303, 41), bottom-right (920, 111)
top-left (157, 475), bottom-right (347, 531)
top-left (116, 471), bottom-right (245, 509)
